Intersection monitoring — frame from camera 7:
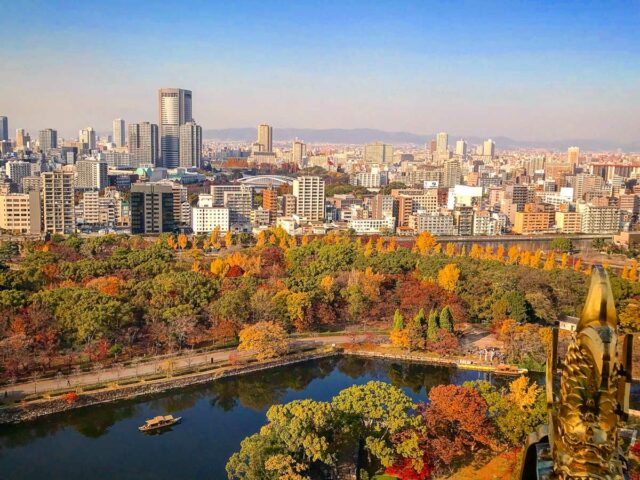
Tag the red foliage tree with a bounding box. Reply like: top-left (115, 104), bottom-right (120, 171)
top-left (421, 385), bottom-right (496, 469)
top-left (425, 329), bottom-right (460, 357)
top-left (384, 456), bottom-right (431, 480)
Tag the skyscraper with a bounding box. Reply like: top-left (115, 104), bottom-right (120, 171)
top-left (38, 128), bottom-right (58, 152)
top-left (436, 132), bottom-right (448, 154)
top-left (455, 139), bottom-right (467, 157)
top-left (128, 122), bottom-right (159, 167)
top-left (568, 146), bottom-right (580, 166)
top-left (364, 142), bottom-right (393, 164)
top-left (15, 129), bottom-right (29, 150)
top-left (257, 124), bottom-right (273, 153)
top-left (292, 140), bottom-right (306, 165)
top-left (159, 88), bottom-right (192, 168)
top-left (483, 139), bottom-right (496, 159)
top-left (179, 121), bottom-right (202, 168)
top-left (293, 176), bottom-right (325, 221)
top-left (79, 127), bottom-right (97, 151)
top-left (0, 116), bottom-right (7, 142)
top-left (112, 118), bottom-right (126, 147)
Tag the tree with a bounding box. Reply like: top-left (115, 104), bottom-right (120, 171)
top-left (444, 243), bottom-right (455, 257)
top-left (561, 253), bottom-right (568, 269)
top-left (364, 238), bottom-right (374, 257)
top-left (438, 306), bottom-right (453, 332)
top-left (543, 251), bottom-right (555, 270)
top-left (408, 309), bottom-right (426, 351)
top-left (392, 309), bottom-right (404, 330)
top-left (426, 329), bottom-right (459, 356)
top-left (387, 237), bottom-right (397, 252)
top-left (426, 309), bottom-right (439, 341)
top-left (620, 298), bottom-right (640, 332)
top-left (507, 245), bottom-right (519, 264)
top-left (414, 231), bottom-right (436, 255)
top-left (225, 230), bottom-right (233, 248)
top-left (437, 264), bottom-right (459, 292)
top-left (550, 237), bottom-right (573, 253)
top-left (422, 385), bottom-right (495, 469)
top-left (238, 321), bottom-right (289, 361)
top-left (630, 259), bottom-right (639, 282)
top-left (375, 237), bottom-right (385, 253)
top-left (177, 233), bottom-right (188, 250)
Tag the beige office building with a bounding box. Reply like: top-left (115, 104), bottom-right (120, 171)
top-left (257, 124), bottom-right (273, 153)
top-left (364, 142), bottom-right (393, 164)
top-left (42, 171), bottom-right (75, 234)
top-left (293, 176), bottom-right (325, 221)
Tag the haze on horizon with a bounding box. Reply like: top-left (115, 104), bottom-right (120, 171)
top-left (1, 0), bottom-right (639, 143)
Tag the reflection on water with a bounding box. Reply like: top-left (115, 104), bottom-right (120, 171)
top-left (0, 356), bottom-right (599, 479)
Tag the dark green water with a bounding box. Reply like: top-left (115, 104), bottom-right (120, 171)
top-left (0, 357), bottom-right (541, 479)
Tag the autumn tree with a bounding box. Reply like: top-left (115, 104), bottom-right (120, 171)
top-left (437, 263), bottom-right (460, 292)
top-left (543, 251), bottom-right (555, 271)
top-left (177, 233), bottom-right (188, 250)
top-left (438, 306), bottom-right (453, 332)
top-left (238, 321), bottom-right (289, 361)
top-left (414, 231), bottom-right (436, 256)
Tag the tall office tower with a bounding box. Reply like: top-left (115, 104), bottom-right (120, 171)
top-left (292, 140), bottom-right (307, 165)
top-left (179, 121), bottom-right (202, 168)
top-left (293, 176), bottom-right (325, 221)
top-left (256, 124), bottom-right (273, 153)
top-left (0, 191), bottom-right (41, 234)
top-left (159, 88), bottom-right (193, 168)
top-left (568, 146), bottom-right (580, 166)
top-left (436, 132), bottom-right (449, 154)
top-left (483, 139), bottom-right (496, 159)
top-left (5, 160), bottom-right (32, 191)
top-left (130, 183), bottom-right (175, 234)
top-left (79, 127), bottom-right (97, 151)
top-left (443, 158), bottom-right (461, 188)
top-left (15, 129), bottom-right (29, 149)
top-left (112, 119), bottom-right (126, 147)
top-left (128, 122), bottom-right (159, 167)
top-left (428, 139), bottom-right (437, 155)
top-left (38, 128), bottom-right (58, 152)
top-left (0, 116), bottom-right (7, 141)
top-left (455, 139), bottom-right (467, 157)
top-left (75, 158), bottom-right (108, 190)
top-left (364, 142), bottom-right (394, 164)
top-left (42, 171), bottom-right (75, 234)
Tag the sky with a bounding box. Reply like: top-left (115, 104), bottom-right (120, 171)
top-left (1, 0), bottom-right (639, 142)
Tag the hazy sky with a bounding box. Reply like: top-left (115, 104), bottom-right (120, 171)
top-left (1, 0), bottom-right (639, 141)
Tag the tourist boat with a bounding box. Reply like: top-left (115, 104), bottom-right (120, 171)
top-left (138, 415), bottom-right (182, 432)
top-left (494, 364), bottom-right (528, 376)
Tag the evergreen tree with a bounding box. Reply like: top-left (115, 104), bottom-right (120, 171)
top-left (392, 309), bottom-right (404, 330)
top-left (439, 306), bottom-right (454, 332)
top-left (427, 310), bottom-right (439, 341)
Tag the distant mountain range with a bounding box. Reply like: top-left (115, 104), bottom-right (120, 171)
top-left (203, 127), bottom-right (639, 152)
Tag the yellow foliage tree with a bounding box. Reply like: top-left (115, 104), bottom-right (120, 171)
top-left (319, 275), bottom-right (334, 293)
top-left (210, 258), bottom-right (227, 277)
top-left (507, 245), bottom-right (519, 264)
top-left (530, 249), bottom-right (542, 268)
top-left (177, 233), bottom-right (188, 250)
top-left (543, 252), bottom-right (556, 271)
top-left (573, 259), bottom-right (582, 272)
top-left (520, 250), bottom-right (531, 266)
top-left (301, 235), bottom-right (309, 246)
top-left (224, 230), bottom-right (233, 248)
top-left (387, 237), bottom-right (397, 252)
top-left (414, 231), bottom-right (436, 255)
top-left (630, 259), bottom-right (639, 281)
top-left (622, 265), bottom-right (630, 280)
top-left (375, 237), bottom-right (385, 253)
top-left (561, 253), bottom-right (568, 269)
top-left (256, 231), bottom-right (267, 248)
top-left (484, 245), bottom-right (493, 259)
top-left (191, 261), bottom-right (200, 272)
top-left (494, 244), bottom-right (505, 262)
top-left (583, 264), bottom-right (592, 276)
top-left (167, 235), bottom-right (176, 249)
top-left (364, 238), bottom-right (374, 257)
top-left (445, 243), bottom-right (455, 257)
top-left (437, 263), bottom-right (460, 292)
top-left (210, 226), bottom-right (221, 245)
top-left (508, 376), bottom-right (540, 410)
top-left (389, 328), bottom-right (410, 350)
top-left (238, 321), bottom-right (289, 361)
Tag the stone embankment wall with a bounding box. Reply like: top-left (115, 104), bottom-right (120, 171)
top-left (0, 351), bottom-right (338, 424)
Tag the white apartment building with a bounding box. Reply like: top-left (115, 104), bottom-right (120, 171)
top-left (76, 158), bottom-right (108, 190)
top-left (0, 191), bottom-right (41, 234)
top-left (577, 203), bottom-right (621, 234)
top-left (191, 206), bottom-right (230, 234)
top-left (348, 217), bottom-right (395, 234)
top-left (293, 176), bottom-right (325, 221)
top-left (408, 212), bottom-right (456, 235)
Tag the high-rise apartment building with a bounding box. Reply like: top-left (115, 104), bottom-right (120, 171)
top-left (224, 188), bottom-right (253, 227)
top-left (38, 128), bottom-right (58, 152)
top-left (263, 187), bottom-right (278, 214)
top-left (79, 127), bottom-right (97, 151)
top-left (130, 183), bottom-right (175, 234)
top-left (257, 124), bottom-right (273, 153)
top-left (76, 158), bottom-right (108, 191)
top-left (0, 116), bottom-right (8, 142)
top-left (5, 160), bottom-right (32, 191)
top-left (455, 139), bottom-right (467, 157)
top-left (443, 158), bottom-right (461, 188)
top-left (179, 121), bottom-right (202, 168)
top-left (364, 142), bottom-right (393, 164)
top-left (0, 191), bottom-right (41, 234)
top-left (436, 132), bottom-right (448, 154)
top-left (42, 171), bottom-right (75, 234)
top-left (159, 88), bottom-right (193, 168)
top-left (567, 146), bottom-right (580, 166)
top-left (128, 122), bottom-right (159, 167)
top-left (112, 119), bottom-right (125, 147)
top-left (293, 176), bottom-right (325, 221)
top-left (292, 140), bottom-right (307, 165)
top-left (282, 194), bottom-right (297, 216)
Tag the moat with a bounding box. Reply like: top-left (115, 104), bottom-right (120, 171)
top-left (1, 356), bottom-right (634, 479)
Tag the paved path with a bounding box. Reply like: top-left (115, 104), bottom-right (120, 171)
top-left (2, 334), bottom-right (366, 399)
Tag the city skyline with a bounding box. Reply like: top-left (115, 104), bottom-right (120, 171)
top-left (1, 0), bottom-right (638, 143)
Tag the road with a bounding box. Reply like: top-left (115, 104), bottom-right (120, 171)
top-left (2, 334), bottom-right (366, 399)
